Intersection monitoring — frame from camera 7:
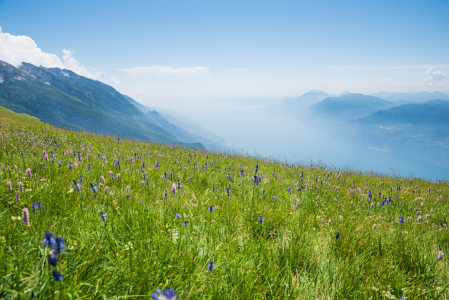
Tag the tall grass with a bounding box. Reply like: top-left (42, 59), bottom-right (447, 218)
top-left (0, 110), bottom-right (448, 299)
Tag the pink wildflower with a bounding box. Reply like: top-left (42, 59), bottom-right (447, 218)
top-left (22, 208), bottom-right (30, 227)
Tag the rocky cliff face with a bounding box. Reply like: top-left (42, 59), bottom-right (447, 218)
top-left (19, 63), bottom-right (72, 91)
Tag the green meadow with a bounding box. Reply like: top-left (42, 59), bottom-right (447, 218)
top-left (0, 106), bottom-right (448, 299)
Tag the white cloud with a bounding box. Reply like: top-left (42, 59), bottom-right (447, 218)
top-left (110, 74), bottom-right (120, 84)
top-left (62, 50), bottom-right (103, 79)
top-left (0, 27), bottom-right (102, 79)
top-left (423, 68), bottom-right (446, 81)
top-left (117, 66), bottom-right (209, 77)
top-left (375, 78), bottom-right (392, 84)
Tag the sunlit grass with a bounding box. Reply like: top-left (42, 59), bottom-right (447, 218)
top-left (0, 107), bottom-right (448, 299)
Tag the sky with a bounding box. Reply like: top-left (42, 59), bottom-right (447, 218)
top-left (0, 0), bottom-right (448, 105)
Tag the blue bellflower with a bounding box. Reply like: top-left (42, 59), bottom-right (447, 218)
top-left (52, 237), bottom-right (67, 254)
top-left (51, 269), bottom-right (64, 282)
top-left (152, 287), bottom-right (177, 300)
top-left (43, 230), bottom-right (55, 248)
top-left (207, 261), bottom-right (215, 272)
top-left (47, 253), bottom-right (57, 267)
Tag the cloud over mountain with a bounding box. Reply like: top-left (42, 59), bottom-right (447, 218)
top-left (0, 27), bottom-right (102, 79)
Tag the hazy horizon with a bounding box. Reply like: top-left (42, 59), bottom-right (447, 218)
top-left (1, 0), bottom-right (448, 104)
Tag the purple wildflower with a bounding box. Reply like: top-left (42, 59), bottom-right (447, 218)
top-left (22, 208), bottom-right (30, 227)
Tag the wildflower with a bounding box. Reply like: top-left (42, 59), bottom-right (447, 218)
top-left (258, 215), bottom-right (264, 224)
top-left (208, 206), bottom-right (214, 212)
top-left (100, 212), bottom-right (107, 222)
top-left (73, 180), bottom-right (81, 192)
top-left (22, 208), bottom-right (30, 227)
top-left (37, 201), bottom-right (43, 211)
top-left (328, 220), bottom-right (331, 226)
top-left (207, 261), bottom-right (215, 272)
top-left (152, 287), bottom-right (177, 300)
top-left (16, 190), bottom-right (20, 202)
top-left (426, 214), bottom-right (430, 220)
top-left (183, 221), bottom-right (188, 227)
top-left (7, 181), bottom-right (12, 192)
top-left (172, 183), bottom-right (176, 195)
top-left (52, 237), bottom-right (66, 255)
top-left (126, 195), bottom-right (130, 199)
top-left (273, 195), bottom-right (278, 201)
top-left (335, 232), bottom-right (339, 240)
top-left (176, 213), bottom-right (181, 219)
top-left (398, 216), bottom-right (405, 224)
top-left (105, 186), bottom-right (109, 194)
top-left (51, 269), bottom-right (63, 282)
top-left (438, 251), bottom-right (444, 260)
top-left (19, 182), bottom-right (23, 193)
top-left (42, 230), bottom-right (55, 248)
top-left (31, 202), bottom-right (37, 212)
top-left (117, 173), bottom-right (121, 181)
top-left (47, 253), bottom-right (57, 267)
top-left (126, 186), bottom-right (130, 193)
top-left (90, 183), bottom-right (98, 193)
top-left (26, 168), bottom-right (31, 178)
top-left (372, 224), bottom-right (377, 230)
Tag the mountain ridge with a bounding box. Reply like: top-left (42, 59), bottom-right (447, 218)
top-left (0, 60), bottom-right (206, 149)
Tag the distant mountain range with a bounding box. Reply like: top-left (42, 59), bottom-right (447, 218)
top-left (372, 91), bottom-right (449, 103)
top-left (0, 60), bottom-right (228, 151)
top-left (344, 100), bottom-right (449, 167)
top-left (268, 89), bottom-right (449, 168)
top-left (308, 93), bottom-right (396, 123)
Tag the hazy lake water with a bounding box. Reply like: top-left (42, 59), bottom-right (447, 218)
top-left (176, 103), bottom-right (449, 181)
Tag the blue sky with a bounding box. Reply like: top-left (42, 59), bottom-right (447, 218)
top-left (0, 0), bottom-right (448, 103)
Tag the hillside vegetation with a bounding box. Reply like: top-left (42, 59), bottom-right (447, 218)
top-left (0, 106), bottom-right (448, 299)
top-left (0, 61), bottom-right (210, 150)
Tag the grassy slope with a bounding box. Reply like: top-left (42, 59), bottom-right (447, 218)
top-left (0, 108), bottom-right (448, 299)
top-left (0, 62), bottom-right (180, 144)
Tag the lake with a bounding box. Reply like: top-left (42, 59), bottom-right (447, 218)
top-left (174, 102), bottom-right (449, 181)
